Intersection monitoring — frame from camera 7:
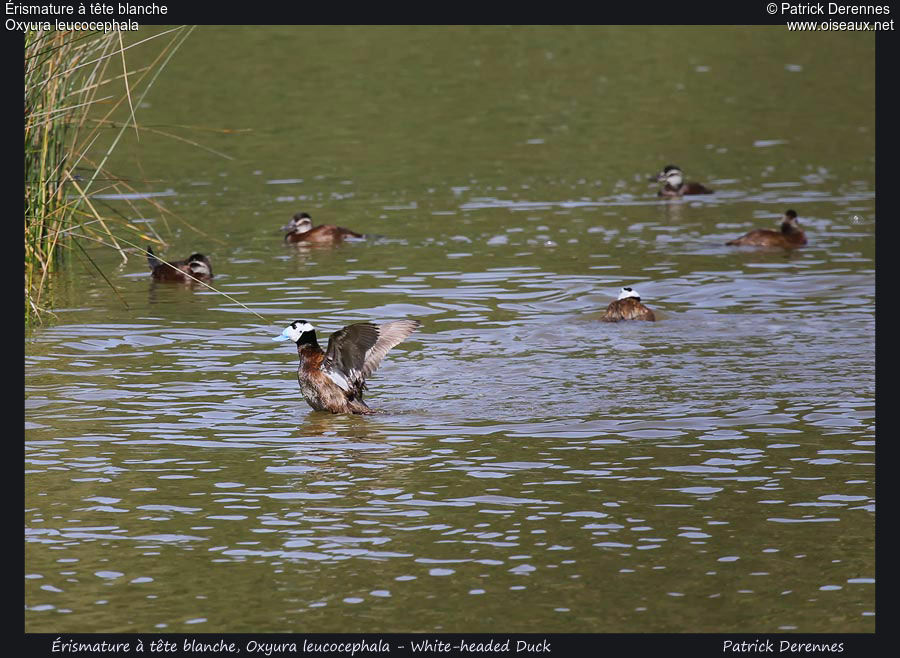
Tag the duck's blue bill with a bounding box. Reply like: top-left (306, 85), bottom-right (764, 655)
top-left (272, 332), bottom-right (291, 341)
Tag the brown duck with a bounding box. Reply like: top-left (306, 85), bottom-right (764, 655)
top-left (282, 212), bottom-right (364, 244)
top-left (601, 287), bottom-right (656, 322)
top-left (656, 165), bottom-right (713, 198)
top-left (147, 247), bottom-right (213, 283)
top-left (273, 319), bottom-right (420, 414)
top-left (726, 209), bottom-right (807, 248)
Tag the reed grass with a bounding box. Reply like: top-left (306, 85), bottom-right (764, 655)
top-left (24, 26), bottom-right (195, 325)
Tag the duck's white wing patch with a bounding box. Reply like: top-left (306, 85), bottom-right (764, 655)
top-left (324, 367), bottom-right (352, 392)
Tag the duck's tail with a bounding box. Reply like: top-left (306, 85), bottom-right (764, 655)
top-left (147, 246), bottom-right (161, 271)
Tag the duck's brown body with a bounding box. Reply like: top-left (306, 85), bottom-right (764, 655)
top-left (297, 346), bottom-right (373, 414)
top-left (601, 298), bottom-right (656, 322)
top-left (147, 247), bottom-right (213, 283)
top-left (286, 224), bottom-right (364, 244)
top-left (726, 210), bottom-right (806, 248)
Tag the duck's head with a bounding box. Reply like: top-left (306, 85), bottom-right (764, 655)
top-left (656, 165), bottom-right (684, 188)
top-left (617, 287), bottom-right (642, 301)
top-left (273, 319), bottom-right (316, 343)
top-left (780, 209), bottom-right (801, 232)
top-left (187, 254), bottom-right (212, 277)
top-left (282, 212), bottom-right (313, 234)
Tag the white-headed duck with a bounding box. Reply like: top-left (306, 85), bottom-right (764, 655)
top-left (656, 165), bottom-right (713, 198)
top-left (601, 287), bottom-right (656, 322)
top-left (273, 319), bottom-right (420, 414)
top-left (282, 212), bottom-right (364, 244)
top-left (147, 247), bottom-right (212, 283)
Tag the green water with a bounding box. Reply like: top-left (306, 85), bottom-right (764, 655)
top-left (25, 26), bottom-right (874, 633)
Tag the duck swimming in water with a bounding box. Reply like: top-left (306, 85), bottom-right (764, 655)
top-left (282, 212), bottom-right (364, 244)
top-left (656, 165), bottom-right (713, 198)
top-left (147, 247), bottom-right (213, 283)
top-left (726, 209), bottom-right (807, 248)
top-left (273, 319), bottom-right (420, 414)
top-left (601, 287), bottom-right (656, 322)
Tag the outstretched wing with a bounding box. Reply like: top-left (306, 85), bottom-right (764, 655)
top-left (323, 320), bottom-right (420, 394)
